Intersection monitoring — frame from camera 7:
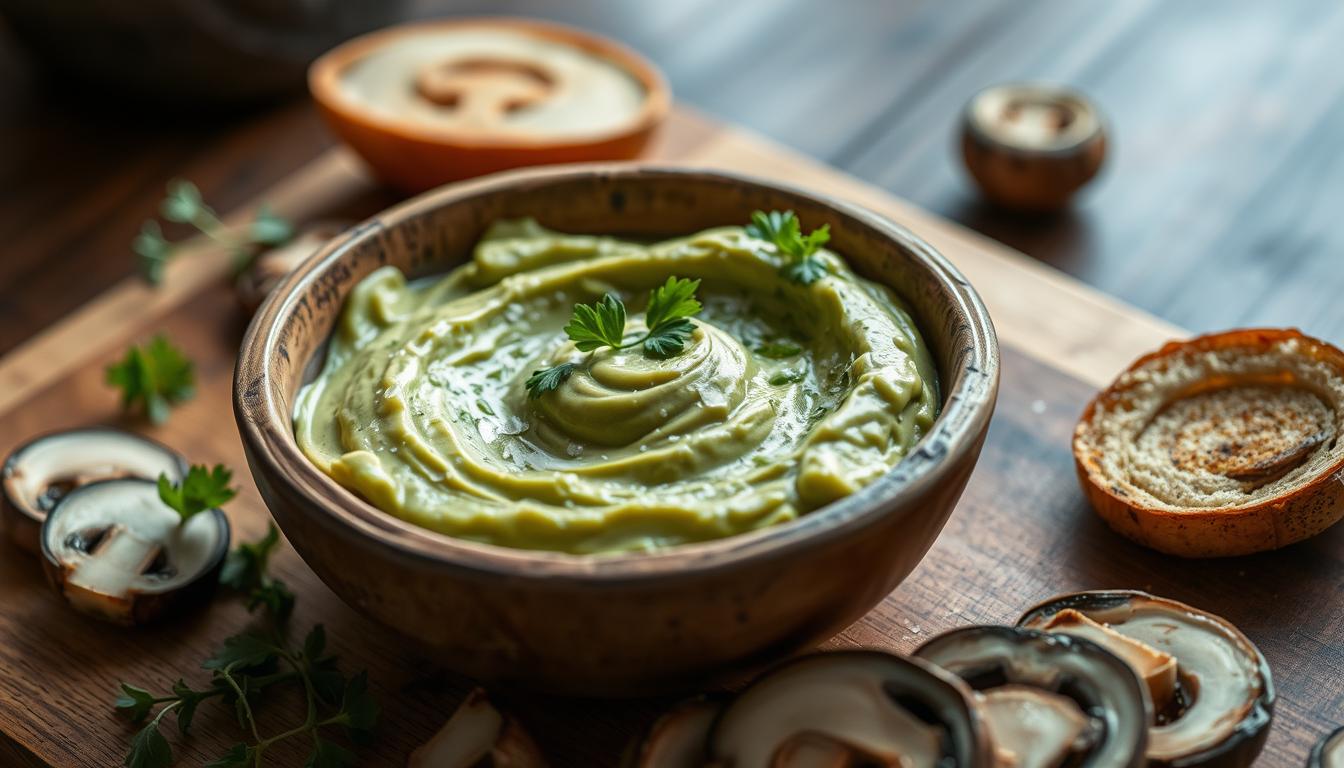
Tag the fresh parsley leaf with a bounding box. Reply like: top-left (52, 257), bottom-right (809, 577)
top-left (307, 736), bottom-right (357, 768)
top-left (204, 744), bottom-right (253, 768)
top-left (204, 633), bottom-right (281, 672)
top-left (171, 679), bottom-right (208, 736)
top-left (249, 205), bottom-right (294, 246)
top-left (770, 370), bottom-right (807, 386)
top-left (644, 276), bottom-right (702, 330)
top-left (338, 671), bottom-right (380, 743)
top-left (158, 464), bottom-right (237, 521)
top-left (756, 341), bottom-right (802, 359)
top-left (246, 580), bottom-right (295, 623)
top-left (106, 335), bottom-right (195, 424)
top-left (124, 722), bottom-right (172, 768)
top-left (643, 318), bottom-right (697, 359)
top-left (133, 221), bottom-right (171, 285)
top-left (746, 210), bottom-right (831, 285)
top-left (220, 523), bottom-right (280, 592)
top-left (114, 683), bottom-right (156, 723)
top-left (564, 293), bottom-right (627, 351)
top-left (526, 362), bottom-right (577, 399)
top-left (161, 180), bottom-right (207, 224)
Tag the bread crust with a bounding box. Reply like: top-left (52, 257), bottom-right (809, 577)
top-left (1074, 328), bottom-right (1344, 557)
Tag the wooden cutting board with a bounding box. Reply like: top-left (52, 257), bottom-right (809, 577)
top-left (0, 107), bottom-right (1338, 767)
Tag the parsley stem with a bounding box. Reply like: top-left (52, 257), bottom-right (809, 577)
top-left (221, 664), bottom-right (264, 744)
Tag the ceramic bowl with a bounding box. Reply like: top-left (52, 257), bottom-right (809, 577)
top-left (234, 165), bottom-right (999, 695)
top-left (308, 18), bottom-right (671, 193)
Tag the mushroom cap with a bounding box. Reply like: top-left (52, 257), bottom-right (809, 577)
top-left (707, 650), bottom-right (993, 768)
top-left (2, 428), bottom-right (186, 555)
top-left (624, 696), bottom-right (723, 768)
top-left (407, 687), bottom-right (545, 768)
top-left (1019, 590), bottom-right (1273, 768)
top-left (914, 626), bottom-right (1149, 768)
top-left (1310, 725), bottom-right (1344, 768)
top-left (1073, 328), bottom-right (1344, 557)
top-left (40, 478), bottom-right (228, 625)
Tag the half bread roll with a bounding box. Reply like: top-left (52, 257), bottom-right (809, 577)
top-left (1074, 328), bottom-right (1344, 557)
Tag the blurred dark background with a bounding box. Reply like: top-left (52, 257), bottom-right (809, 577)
top-left (2, 0), bottom-right (1341, 356)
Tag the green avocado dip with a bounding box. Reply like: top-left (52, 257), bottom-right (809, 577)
top-left (293, 218), bottom-right (939, 554)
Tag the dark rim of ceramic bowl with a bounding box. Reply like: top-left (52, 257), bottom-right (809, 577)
top-left (235, 164), bottom-right (999, 583)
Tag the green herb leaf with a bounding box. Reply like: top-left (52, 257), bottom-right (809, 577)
top-left (204, 633), bottom-right (280, 672)
top-left (124, 722), bottom-right (172, 768)
top-left (157, 464), bottom-right (236, 521)
top-left (106, 335), bottom-right (195, 424)
top-left (338, 671), bottom-right (380, 743)
top-left (770, 370), bottom-right (807, 386)
top-left (249, 205), bottom-right (294, 246)
top-left (643, 317), bottom-right (697, 359)
top-left (114, 683), bottom-right (156, 723)
top-left (204, 744), bottom-right (253, 768)
top-left (746, 210), bottom-right (830, 285)
top-left (171, 679), bottom-right (206, 736)
top-left (307, 736), bottom-right (357, 768)
top-left (525, 362), bottom-right (577, 399)
top-left (220, 524), bottom-right (281, 592)
top-left (161, 180), bottom-right (206, 224)
top-left (644, 276), bottom-right (702, 331)
top-left (755, 341), bottom-right (802, 359)
top-left (246, 580), bottom-right (295, 623)
top-left (133, 221), bottom-right (172, 285)
top-left (564, 293), bottom-right (627, 351)
top-left (308, 655), bottom-right (348, 707)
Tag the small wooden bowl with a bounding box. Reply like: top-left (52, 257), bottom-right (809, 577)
top-left (234, 166), bottom-right (999, 695)
top-left (1074, 328), bottom-right (1344, 557)
top-left (308, 18), bottom-right (671, 194)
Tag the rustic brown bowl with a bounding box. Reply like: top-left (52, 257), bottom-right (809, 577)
top-left (234, 165), bottom-right (999, 695)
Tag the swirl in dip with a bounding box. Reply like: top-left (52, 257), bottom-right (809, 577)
top-left (294, 220), bottom-right (939, 553)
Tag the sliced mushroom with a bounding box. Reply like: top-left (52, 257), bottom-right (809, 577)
top-left (914, 626), bottom-right (1149, 768)
top-left (625, 696), bottom-right (722, 768)
top-left (1019, 591), bottom-right (1273, 768)
top-left (3, 428), bottom-right (186, 555)
top-left (707, 650), bottom-right (993, 767)
top-left (1310, 725), bottom-right (1344, 768)
top-left (408, 687), bottom-right (546, 767)
top-left (40, 478), bottom-right (228, 625)
top-left (235, 221), bottom-right (348, 314)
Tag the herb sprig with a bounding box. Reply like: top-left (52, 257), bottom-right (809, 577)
top-left (115, 527), bottom-right (376, 768)
top-left (105, 335), bottom-right (196, 424)
top-left (526, 277), bottom-right (703, 399)
top-left (746, 210), bottom-right (831, 285)
top-left (135, 180), bottom-right (294, 284)
top-left (157, 464), bottom-right (237, 522)
top-left (220, 523), bottom-right (296, 623)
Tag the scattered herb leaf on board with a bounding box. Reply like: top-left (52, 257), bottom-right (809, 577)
top-left (157, 464), bottom-right (237, 522)
top-left (115, 527), bottom-right (377, 767)
top-left (746, 210), bottom-right (831, 285)
top-left (105, 334), bottom-right (196, 424)
top-left (526, 277), bottom-right (703, 398)
top-left (134, 179), bottom-right (295, 284)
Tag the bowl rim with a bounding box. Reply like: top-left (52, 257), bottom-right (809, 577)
top-left (307, 16), bottom-right (672, 151)
top-left (234, 164), bottom-right (999, 584)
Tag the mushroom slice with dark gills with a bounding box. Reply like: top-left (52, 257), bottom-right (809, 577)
top-left (40, 478), bottom-right (228, 625)
top-left (2, 428), bottom-right (186, 555)
top-left (625, 696), bottom-right (723, 768)
top-left (1310, 725), bottom-right (1344, 768)
top-left (707, 651), bottom-right (993, 767)
top-left (408, 687), bottom-right (546, 767)
top-left (1019, 591), bottom-right (1273, 768)
top-left (914, 626), bottom-right (1149, 768)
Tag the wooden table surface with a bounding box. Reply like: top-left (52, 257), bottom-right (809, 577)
top-left (3, 0), bottom-right (1344, 353)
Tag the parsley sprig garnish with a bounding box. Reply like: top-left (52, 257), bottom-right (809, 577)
top-left (115, 527), bottom-right (376, 768)
top-left (157, 464), bottom-right (237, 522)
top-left (746, 210), bottom-right (831, 285)
top-left (220, 523), bottom-right (296, 622)
top-left (134, 179), bottom-right (293, 284)
top-left (526, 277), bottom-right (703, 399)
top-left (105, 334), bottom-right (196, 424)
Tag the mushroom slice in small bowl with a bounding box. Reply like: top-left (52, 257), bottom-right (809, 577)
top-left (1019, 591), bottom-right (1273, 768)
top-left (408, 687), bottom-right (546, 767)
top-left (707, 650), bottom-right (993, 767)
top-left (1310, 725), bottom-right (1344, 768)
top-left (914, 626), bottom-right (1149, 768)
top-left (624, 696), bottom-right (723, 768)
top-left (40, 478), bottom-right (228, 625)
top-left (3, 428), bottom-right (187, 556)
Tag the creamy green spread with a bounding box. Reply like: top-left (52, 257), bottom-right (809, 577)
top-left (294, 220), bottom-right (939, 553)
